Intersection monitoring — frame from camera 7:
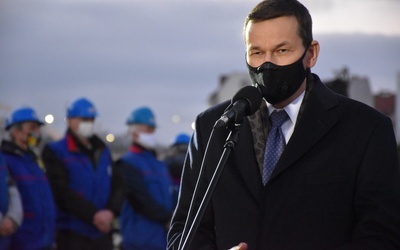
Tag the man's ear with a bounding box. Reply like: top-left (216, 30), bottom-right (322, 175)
top-left (306, 40), bottom-right (320, 68)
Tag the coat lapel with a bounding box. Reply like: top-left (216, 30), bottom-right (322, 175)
top-left (268, 78), bottom-right (339, 183)
top-left (234, 120), bottom-right (264, 203)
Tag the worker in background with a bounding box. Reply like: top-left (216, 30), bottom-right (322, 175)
top-left (0, 152), bottom-right (23, 249)
top-left (116, 106), bottom-right (173, 250)
top-left (1, 106), bottom-right (56, 250)
top-left (42, 97), bottom-right (123, 250)
top-left (162, 132), bottom-right (190, 207)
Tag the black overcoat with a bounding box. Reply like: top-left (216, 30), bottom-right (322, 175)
top-left (168, 74), bottom-right (400, 250)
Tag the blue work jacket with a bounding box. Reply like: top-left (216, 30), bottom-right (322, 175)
top-left (119, 145), bottom-right (173, 250)
top-left (47, 133), bottom-right (112, 238)
top-left (1, 141), bottom-right (56, 250)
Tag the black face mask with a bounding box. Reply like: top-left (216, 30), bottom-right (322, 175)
top-left (247, 50), bottom-right (309, 105)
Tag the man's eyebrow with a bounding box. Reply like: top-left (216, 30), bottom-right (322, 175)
top-left (247, 41), bottom-right (291, 51)
top-left (274, 41), bottom-right (291, 49)
top-left (247, 45), bottom-right (262, 51)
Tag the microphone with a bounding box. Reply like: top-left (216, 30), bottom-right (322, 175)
top-left (214, 85), bottom-right (262, 129)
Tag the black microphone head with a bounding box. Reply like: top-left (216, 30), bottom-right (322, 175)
top-left (231, 85), bottom-right (262, 116)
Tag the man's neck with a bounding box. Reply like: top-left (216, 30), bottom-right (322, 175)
top-left (68, 129), bottom-right (92, 149)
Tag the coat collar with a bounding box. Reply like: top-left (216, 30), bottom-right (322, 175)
top-left (1, 139), bottom-right (36, 159)
top-left (234, 121), bottom-right (264, 203)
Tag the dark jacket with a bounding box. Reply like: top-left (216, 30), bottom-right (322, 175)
top-left (42, 130), bottom-right (124, 239)
top-left (163, 143), bottom-right (188, 207)
top-left (168, 74), bottom-right (400, 250)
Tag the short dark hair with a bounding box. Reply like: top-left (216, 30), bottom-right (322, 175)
top-left (244, 0), bottom-right (313, 48)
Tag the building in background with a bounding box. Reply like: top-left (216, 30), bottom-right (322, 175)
top-left (208, 72), bottom-right (251, 106)
top-left (375, 92), bottom-right (396, 124)
top-left (348, 76), bottom-right (374, 107)
top-left (324, 67), bottom-right (374, 107)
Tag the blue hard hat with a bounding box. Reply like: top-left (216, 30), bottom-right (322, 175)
top-left (5, 107), bottom-right (44, 130)
top-left (126, 106), bottom-right (156, 127)
top-left (173, 133), bottom-right (190, 145)
top-left (66, 98), bottom-right (98, 118)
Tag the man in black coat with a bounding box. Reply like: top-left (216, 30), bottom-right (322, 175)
top-left (167, 0), bottom-right (400, 249)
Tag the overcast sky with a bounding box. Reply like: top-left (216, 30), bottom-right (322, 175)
top-left (1, 0), bottom-right (400, 145)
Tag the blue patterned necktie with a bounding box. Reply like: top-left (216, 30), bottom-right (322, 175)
top-left (262, 110), bottom-right (289, 185)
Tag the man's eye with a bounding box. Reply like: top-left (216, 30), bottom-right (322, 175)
top-left (277, 49), bottom-right (288, 54)
top-left (250, 51), bottom-right (262, 56)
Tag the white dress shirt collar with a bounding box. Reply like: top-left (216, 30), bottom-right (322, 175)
top-left (266, 90), bottom-right (306, 142)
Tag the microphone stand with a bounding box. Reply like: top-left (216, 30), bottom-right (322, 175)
top-left (178, 122), bottom-right (242, 250)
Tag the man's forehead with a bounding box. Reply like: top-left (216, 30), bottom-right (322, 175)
top-left (245, 17), bottom-right (300, 44)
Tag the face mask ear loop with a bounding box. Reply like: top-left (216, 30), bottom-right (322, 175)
top-left (303, 44), bottom-right (312, 84)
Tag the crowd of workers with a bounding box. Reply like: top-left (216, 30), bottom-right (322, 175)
top-left (0, 97), bottom-right (190, 250)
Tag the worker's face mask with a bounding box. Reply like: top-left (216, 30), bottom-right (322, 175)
top-left (247, 49), bottom-right (308, 105)
top-left (77, 121), bottom-right (94, 138)
top-left (137, 132), bottom-right (157, 150)
top-left (27, 132), bottom-right (41, 148)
